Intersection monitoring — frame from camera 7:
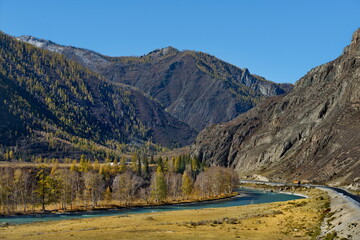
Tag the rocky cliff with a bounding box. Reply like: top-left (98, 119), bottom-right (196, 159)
top-left (17, 36), bottom-right (292, 131)
top-left (191, 29), bottom-right (360, 185)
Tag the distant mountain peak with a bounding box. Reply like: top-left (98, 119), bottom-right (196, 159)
top-left (17, 35), bottom-right (64, 53)
top-left (17, 35), bottom-right (52, 47)
top-left (343, 28), bottom-right (360, 55)
top-left (147, 46), bottom-right (180, 58)
top-left (162, 46), bottom-right (178, 52)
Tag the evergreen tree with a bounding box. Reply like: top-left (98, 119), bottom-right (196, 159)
top-left (70, 160), bottom-right (78, 172)
top-left (163, 157), bottom-right (169, 172)
top-left (79, 158), bottom-right (91, 172)
top-left (119, 156), bottom-right (127, 173)
top-left (179, 156), bottom-right (186, 173)
top-left (35, 168), bottom-right (50, 212)
top-left (156, 156), bottom-right (164, 171)
top-left (150, 155), bottom-right (155, 164)
top-left (151, 166), bottom-right (167, 202)
top-left (131, 152), bottom-right (138, 172)
top-left (137, 157), bottom-right (142, 176)
top-left (104, 186), bottom-right (112, 204)
top-left (35, 167), bottom-right (62, 212)
top-left (174, 156), bottom-right (181, 173)
top-left (8, 150), bottom-right (14, 160)
top-left (181, 171), bottom-right (194, 199)
top-left (191, 157), bottom-right (201, 177)
top-left (142, 156), bottom-right (150, 178)
top-left (92, 160), bottom-right (100, 172)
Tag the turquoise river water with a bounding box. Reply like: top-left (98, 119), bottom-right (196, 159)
top-left (0, 188), bottom-right (304, 224)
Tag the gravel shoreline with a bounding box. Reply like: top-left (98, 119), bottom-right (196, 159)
top-left (318, 188), bottom-right (360, 240)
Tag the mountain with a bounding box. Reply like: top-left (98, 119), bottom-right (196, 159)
top-left (191, 29), bottom-right (360, 186)
top-left (0, 32), bottom-right (197, 160)
top-left (17, 36), bottom-right (293, 131)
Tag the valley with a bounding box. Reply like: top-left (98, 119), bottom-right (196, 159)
top-left (0, 19), bottom-right (359, 239)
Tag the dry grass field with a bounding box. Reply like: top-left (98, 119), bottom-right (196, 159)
top-left (0, 188), bottom-right (329, 240)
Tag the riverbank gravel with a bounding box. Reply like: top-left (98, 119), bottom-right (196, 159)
top-left (319, 188), bottom-right (360, 240)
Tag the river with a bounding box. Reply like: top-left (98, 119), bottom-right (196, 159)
top-left (0, 188), bottom-right (304, 225)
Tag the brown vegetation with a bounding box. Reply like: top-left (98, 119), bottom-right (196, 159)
top-left (0, 188), bottom-right (329, 240)
top-left (0, 154), bottom-right (238, 215)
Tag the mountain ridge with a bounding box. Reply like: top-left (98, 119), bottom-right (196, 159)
top-left (17, 35), bottom-right (293, 131)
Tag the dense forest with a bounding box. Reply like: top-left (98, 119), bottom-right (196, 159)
top-left (0, 154), bottom-right (238, 214)
top-left (0, 32), bottom-right (196, 161)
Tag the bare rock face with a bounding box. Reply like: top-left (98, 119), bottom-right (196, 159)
top-left (17, 36), bottom-right (292, 131)
top-left (191, 29), bottom-right (360, 185)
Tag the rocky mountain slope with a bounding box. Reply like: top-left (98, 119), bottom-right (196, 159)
top-left (17, 36), bottom-right (292, 131)
top-left (191, 29), bottom-right (360, 185)
top-left (0, 32), bottom-right (196, 160)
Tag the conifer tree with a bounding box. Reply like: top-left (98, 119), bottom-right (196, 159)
top-left (35, 167), bottom-right (62, 212)
top-left (179, 156), bottom-right (186, 173)
top-left (8, 150), bottom-right (14, 160)
top-left (92, 159), bottom-right (100, 171)
top-left (151, 166), bottom-right (167, 202)
top-left (131, 152), bottom-right (138, 172)
top-left (150, 155), bottom-right (155, 164)
top-left (181, 171), bottom-right (194, 199)
top-left (137, 157), bottom-right (142, 176)
top-left (191, 157), bottom-right (200, 172)
top-left (142, 156), bottom-right (150, 178)
top-left (156, 156), bottom-right (164, 171)
top-left (174, 156), bottom-right (181, 173)
top-left (169, 157), bottom-right (176, 173)
top-left (119, 156), bottom-right (127, 173)
top-left (104, 186), bottom-right (112, 204)
top-left (35, 168), bottom-right (50, 212)
top-left (70, 160), bottom-right (78, 172)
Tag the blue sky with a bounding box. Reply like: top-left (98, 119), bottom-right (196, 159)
top-left (0, 0), bottom-right (359, 83)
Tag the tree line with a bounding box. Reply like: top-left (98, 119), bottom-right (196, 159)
top-left (0, 155), bottom-right (238, 214)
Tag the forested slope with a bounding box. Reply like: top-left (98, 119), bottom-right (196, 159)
top-left (0, 32), bottom-right (196, 160)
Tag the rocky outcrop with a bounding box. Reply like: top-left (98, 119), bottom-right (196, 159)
top-left (17, 36), bottom-right (293, 131)
top-left (191, 29), bottom-right (360, 185)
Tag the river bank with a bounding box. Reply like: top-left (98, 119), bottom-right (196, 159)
top-left (318, 188), bottom-right (360, 240)
top-left (0, 192), bottom-right (239, 218)
top-left (0, 188), bottom-right (327, 240)
top-left (0, 188), bottom-right (303, 225)
top-left (240, 180), bottom-right (360, 239)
